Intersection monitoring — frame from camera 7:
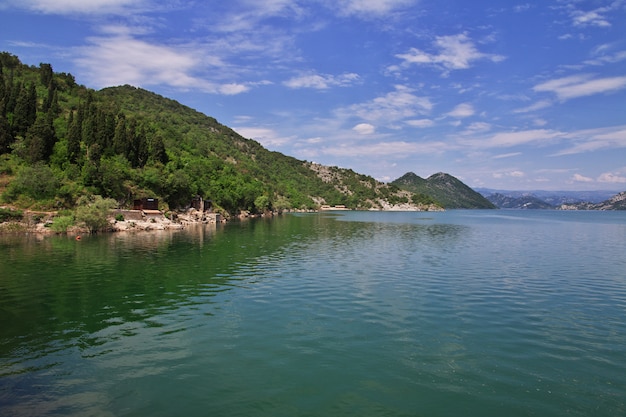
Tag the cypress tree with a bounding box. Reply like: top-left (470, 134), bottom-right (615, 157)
top-left (133, 124), bottom-right (149, 168)
top-left (150, 134), bottom-right (168, 165)
top-left (39, 63), bottom-right (53, 88)
top-left (67, 110), bottom-right (81, 163)
top-left (0, 112), bottom-right (11, 154)
top-left (113, 113), bottom-right (127, 155)
top-left (24, 110), bottom-right (56, 163)
top-left (0, 69), bottom-right (6, 116)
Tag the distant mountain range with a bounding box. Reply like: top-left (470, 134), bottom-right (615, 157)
top-left (477, 189), bottom-right (626, 210)
top-left (391, 172), bottom-right (496, 209)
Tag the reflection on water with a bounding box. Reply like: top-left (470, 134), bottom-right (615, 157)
top-left (1, 211), bottom-right (626, 416)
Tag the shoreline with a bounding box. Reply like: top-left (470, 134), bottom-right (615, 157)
top-left (0, 201), bottom-right (443, 235)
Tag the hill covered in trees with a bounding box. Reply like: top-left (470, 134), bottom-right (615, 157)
top-left (391, 172), bottom-right (496, 209)
top-left (0, 52), bottom-right (439, 226)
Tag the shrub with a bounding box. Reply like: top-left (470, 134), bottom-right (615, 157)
top-left (50, 215), bottom-right (74, 233)
top-left (0, 207), bottom-right (23, 222)
top-left (3, 163), bottom-right (59, 202)
top-left (74, 195), bottom-right (117, 233)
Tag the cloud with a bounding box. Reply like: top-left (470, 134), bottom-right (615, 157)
top-left (493, 152), bottom-right (522, 159)
top-left (464, 122), bottom-right (491, 133)
top-left (513, 99), bottom-right (553, 113)
top-left (12, 0), bottom-right (144, 15)
top-left (322, 140), bottom-right (448, 157)
top-left (353, 123), bottom-right (375, 135)
top-left (533, 74), bottom-right (626, 100)
top-left (232, 126), bottom-right (294, 147)
top-left (493, 170), bottom-right (525, 179)
top-left (394, 33), bottom-right (505, 75)
top-left (75, 33), bottom-right (250, 94)
top-left (459, 129), bottom-right (562, 149)
top-left (284, 72), bottom-right (360, 89)
top-left (447, 103), bottom-right (475, 118)
top-left (569, 4), bottom-right (616, 28)
top-left (572, 173), bottom-right (594, 183)
top-left (555, 126), bottom-right (626, 155)
top-left (405, 119), bottom-right (434, 128)
top-left (339, 85), bottom-right (433, 123)
top-left (332, 0), bottom-right (416, 17)
top-left (598, 171), bottom-right (626, 184)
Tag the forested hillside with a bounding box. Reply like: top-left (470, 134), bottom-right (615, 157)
top-left (0, 52), bottom-right (437, 222)
top-left (391, 172), bottom-right (495, 209)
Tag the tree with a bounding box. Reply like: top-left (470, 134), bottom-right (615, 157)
top-left (11, 82), bottom-right (37, 138)
top-left (66, 111), bottom-right (81, 163)
top-left (98, 155), bottom-right (131, 201)
top-left (0, 114), bottom-right (11, 154)
top-left (23, 111), bottom-right (56, 163)
top-left (112, 113), bottom-right (127, 155)
top-left (165, 170), bottom-right (193, 209)
top-left (74, 195), bottom-right (117, 233)
top-left (149, 134), bottom-right (168, 165)
top-left (39, 63), bottom-right (53, 88)
top-left (3, 163), bottom-right (59, 201)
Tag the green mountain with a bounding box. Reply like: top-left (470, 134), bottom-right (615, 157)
top-left (0, 52), bottom-right (439, 218)
top-left (391, 172), bottom-right (496, 209)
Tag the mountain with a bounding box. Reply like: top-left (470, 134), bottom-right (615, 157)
top-left (391, 172), bottom-right (496, 209)
top-left (0, 52), bottom-right (440, 217)
top-left (477, 188), bottom-right (616, 206)
top-left (485, 193), bottom-right (554, 209)
top-left (478, 189), bottom-right (625, 210)
top-left (558, 192), bottom-right (626, 210)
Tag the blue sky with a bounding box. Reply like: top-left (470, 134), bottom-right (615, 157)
top-left (1, 0), bottom-right (625, 191)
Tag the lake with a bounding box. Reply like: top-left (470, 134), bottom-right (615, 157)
top-left (1, 210), bottom-right (625, 416)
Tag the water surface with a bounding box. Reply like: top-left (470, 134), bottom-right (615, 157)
top-left (1, 210), bottom-right (625, 416)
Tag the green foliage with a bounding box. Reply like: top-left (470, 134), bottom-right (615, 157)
top-left (74, 195), bottom-right (116, 233)
top-left (0, 207), bottom-right (23, 222)
top-left (0, 53), bottom-right (442, 215)
top-left (3, 163), bottom-right (59, 201)
top-left (391, 172), bottom-right (494, 209)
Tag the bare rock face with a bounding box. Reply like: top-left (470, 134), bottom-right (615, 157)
top-left (559, 191), bottom-right (626, 210)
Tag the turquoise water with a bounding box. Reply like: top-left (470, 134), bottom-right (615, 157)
top-left (1, 210), bottom-right (625, 416)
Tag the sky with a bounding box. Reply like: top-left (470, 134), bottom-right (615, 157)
top-left (1, 0), bottom-right (625, 191)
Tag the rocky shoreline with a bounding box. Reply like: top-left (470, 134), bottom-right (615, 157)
top-left (0, 202), bottom-right (443, 235)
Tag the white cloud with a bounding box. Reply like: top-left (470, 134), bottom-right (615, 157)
top-left (340, 85), bottom-right (432, 123)
top-left (75, 34), bottom-right (250, 94)
top-left (447, 103), bottom-right (475, 118)
top-left (322, 140), bottom-right (448, 157)
top-left (233, 126), bottom-right (293, 147)
top-left (405, 119), bottom-right (434, 128)
top-left (598, 172), bottom-right (626, 184)
top-left (284, 72), bottom-right (360, 89)
top-left (569, 5), bottom-right (614, 28)
top-left (555, 126), bottom-right (626, 155)
top-left (333, 0), bottom-right (416, 17)
top-left (493, 152), bottom-right (522, 159)
top-left (533, 74), bottom-right (626, 100)
top-left (14, 0), bottom-right (144, 14)
top-left (353, 123), bottom-right (375, 135)
top-left (460, 129), bottom-right (562, 149)
top-left (514, 4), bottom-right (532, 13)
top-left (572, 173), bottom-right (594, 183)
top-left (394, 33), bottom-right (505, 75)
top-left (493, 170), bottom-right (526, 179)
top-left (464, 122), bottom-right (491, 133)
top-left (513, 99), bottom-right (553, 113)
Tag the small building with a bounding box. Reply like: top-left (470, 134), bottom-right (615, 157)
top-left (133, 198), bottom-right (159, 211)
top-left (190, 196), bottom-right (213, 212)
